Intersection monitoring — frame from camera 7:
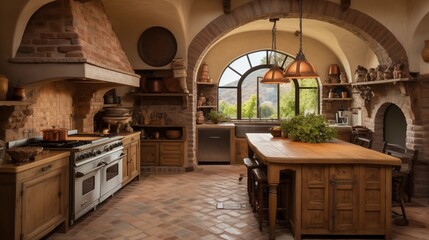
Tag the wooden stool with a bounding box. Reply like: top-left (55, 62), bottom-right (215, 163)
top-left (243, 157), bottom-right (260, 211)
top-left (252, 167), bottom-right (290, 231)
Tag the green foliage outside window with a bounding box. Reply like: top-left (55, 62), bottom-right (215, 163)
top-left (219, 101), bottom-right (237, 118)
top-left (241, 94), bottom-right (257, 118)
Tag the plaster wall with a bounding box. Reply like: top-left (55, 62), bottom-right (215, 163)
top-left (202, 31), bottom-right (343, 84)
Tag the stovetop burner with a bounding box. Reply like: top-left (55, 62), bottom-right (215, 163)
top-left (28, 140), bottom-right (92, 149)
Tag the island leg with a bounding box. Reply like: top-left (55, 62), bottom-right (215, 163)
top-left (267, 165), bottom-right (280, 240)
top-left (268, 182), bottom-right (278, 239)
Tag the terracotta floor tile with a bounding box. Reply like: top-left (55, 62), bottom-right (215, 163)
top-left (45, 165), bottom-right (429, 240)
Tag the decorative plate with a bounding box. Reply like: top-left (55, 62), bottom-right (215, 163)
top-left (138, 27), bottom-right (177, 67)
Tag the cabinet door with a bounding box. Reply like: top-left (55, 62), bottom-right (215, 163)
top-left (235, 138), bottom-right (248, 163)
top-left (122, 143), bottom-right (131, 184)
top-left (358, 166), bottom-right (386, 233)
top-left (141, 142), bottom-right (159, 166)
top-left (160, 142), bottom-right (183, 166)
top-left (302, 165), bottom-right (330, 234)
top-left (302, 165), bottom-right (358, 234)
top-left (329, 165), bottom-right (358, 232)
top-left (21, 166), bottom-right (67, 240)
top-left (128, 139), bottom-right (141, 179)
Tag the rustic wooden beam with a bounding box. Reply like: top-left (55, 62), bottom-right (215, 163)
top-left (341, 0), bottom-right (351, 11)
top-left (223, 0), bottom-right (231, 14)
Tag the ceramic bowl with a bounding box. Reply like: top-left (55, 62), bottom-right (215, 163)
top-left (7, 146), bottom-right (43, 164)
top-left (166, 130), bottom-right (181, 139)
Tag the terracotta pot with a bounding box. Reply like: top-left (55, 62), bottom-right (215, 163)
top-left (0, 75), bottom-right (8, 100)
top-left (13, 87), bottom-right (25, 101)
top-left (421, 40), bottom-right (429, 63)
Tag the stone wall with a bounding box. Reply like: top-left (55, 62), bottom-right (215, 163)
top-left (352, 77), bottom-right (429, 197)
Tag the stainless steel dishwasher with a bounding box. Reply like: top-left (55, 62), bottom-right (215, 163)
top-left (197, 128), bottom-right (230, 164)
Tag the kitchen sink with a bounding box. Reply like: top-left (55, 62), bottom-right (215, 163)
top-left (234, 122), bottom-right (279, 138)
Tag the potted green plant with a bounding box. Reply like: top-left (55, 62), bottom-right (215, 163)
top-left (284, 114), bottom-right (336, 143)
top-left (207, 111), bottom-right (225, 124)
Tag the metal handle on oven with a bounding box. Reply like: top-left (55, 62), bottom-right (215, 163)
top-left (103, 155), bottom-right (127, 166)
top-left (75, 164), bottom-right (104, 178)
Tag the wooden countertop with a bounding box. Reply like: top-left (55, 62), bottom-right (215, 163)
top-left (246, 133), bottom-right (401, 166)
top-left (0, 150), bottom-right (70, 173)
top-left (196, 123), bottom-right (235, 129)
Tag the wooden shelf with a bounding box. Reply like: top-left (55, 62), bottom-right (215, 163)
top-left (197, 105), bottom-right (217, 109)
top-left (351, 78), bottom-right (412, 86)
top-left (128, 92), bottom-right (192, 109)
top-left (197, 81), bottom-right (217, 86)
top-left (322, 98), bottom-right (353, 101)
top-left (130, 92), bottom-right (191, 97)
top-left (322, 82), bottom-right (351, 86)
top-left (132, 124), bottom-right (184, 128)
top-left (0, 100), bottom-right (31, 106)
top-left (103, 104), bottom-right (121, 108)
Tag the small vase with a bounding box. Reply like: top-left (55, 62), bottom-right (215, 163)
top-left (0, 75), bottom-right (8, 100)
top-left (13, 87), bottom-right (25, 101)
top-left (421, 40), bottom-right (429, 63)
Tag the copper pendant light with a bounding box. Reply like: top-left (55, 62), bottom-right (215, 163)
top-left (283, 0), bottom-right (319, 79)
top-left (261, 18), bottom-right (289, 84)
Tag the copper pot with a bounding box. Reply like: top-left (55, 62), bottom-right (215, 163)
top-left (146, 78), bottom-right (163, 93)
top-left (42, 127), bottom-right (68, 141)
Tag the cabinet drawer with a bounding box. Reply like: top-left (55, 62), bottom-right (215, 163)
top-left (160, 143), bottom-right (183, 154)
top-left (18, 157), bottom-right (68, 181)
top-left (122, 132), bottom-right (140, 145)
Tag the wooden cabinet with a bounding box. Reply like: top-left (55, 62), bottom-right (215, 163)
top-left (141, 142), bottom-right (184, 166)
top-left (235, 138), bottom-right (248, 164)
top-left (121, 132), bottom-right (141, 186)
top-left (141, 142), bottom-right (160, 166)
top-left (137, 125), bottom-right (186, 167)
top-left (301, 164), bottom-right (387, 235)
top-left (0, 151), bottom-right (70, 240)
top-left (160, 142), bottom-right (184, 166)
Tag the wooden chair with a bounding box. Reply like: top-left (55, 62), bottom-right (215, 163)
top-left (382, 142), bottom-right (418, 226)
top-left (354, 136), bottom-right (373, 149)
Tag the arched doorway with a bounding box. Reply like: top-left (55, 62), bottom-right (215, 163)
top-left (384, 104), bottom-right (407, 147)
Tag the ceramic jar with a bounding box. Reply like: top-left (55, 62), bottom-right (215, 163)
top-left (421, 40), bottom-right (429, 63)
top-left (13, 87), bottom-right (25, 101)
top-left (196, 111), bottom-right (204, 124)
top-left (328, 64), bottom-right (340, 83)
top-left (0, 75), bottom-right (8, 100)
top-left (340, 72), bottom-right (347, 83)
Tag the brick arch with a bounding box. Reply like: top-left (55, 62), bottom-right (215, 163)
top-left (187, 0), bottom-right (408, 81)
top-left (372, 102), bottom-right (414, 151)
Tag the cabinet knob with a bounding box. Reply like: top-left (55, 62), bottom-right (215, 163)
top-left (41, 164), bottom-right (52, 172)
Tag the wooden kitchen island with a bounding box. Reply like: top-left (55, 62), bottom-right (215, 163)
top-left (246, 133), bottom-right (401, 240)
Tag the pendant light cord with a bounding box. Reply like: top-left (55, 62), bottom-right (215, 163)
top-left (299, 0), bottom-right (303, 53)
top-left (270, 18), bottom-right (278, 65)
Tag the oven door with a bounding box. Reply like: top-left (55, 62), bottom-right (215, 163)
top-left (100, 149), bottom-right (124, 203)
top-left (73, 159), bottom-right (103, 221)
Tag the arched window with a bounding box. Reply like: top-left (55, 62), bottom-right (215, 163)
top-left (218, 50), bottom-right (320, 120)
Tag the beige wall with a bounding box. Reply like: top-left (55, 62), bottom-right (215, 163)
top-left (201, 30), bottom-right (343, 84)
